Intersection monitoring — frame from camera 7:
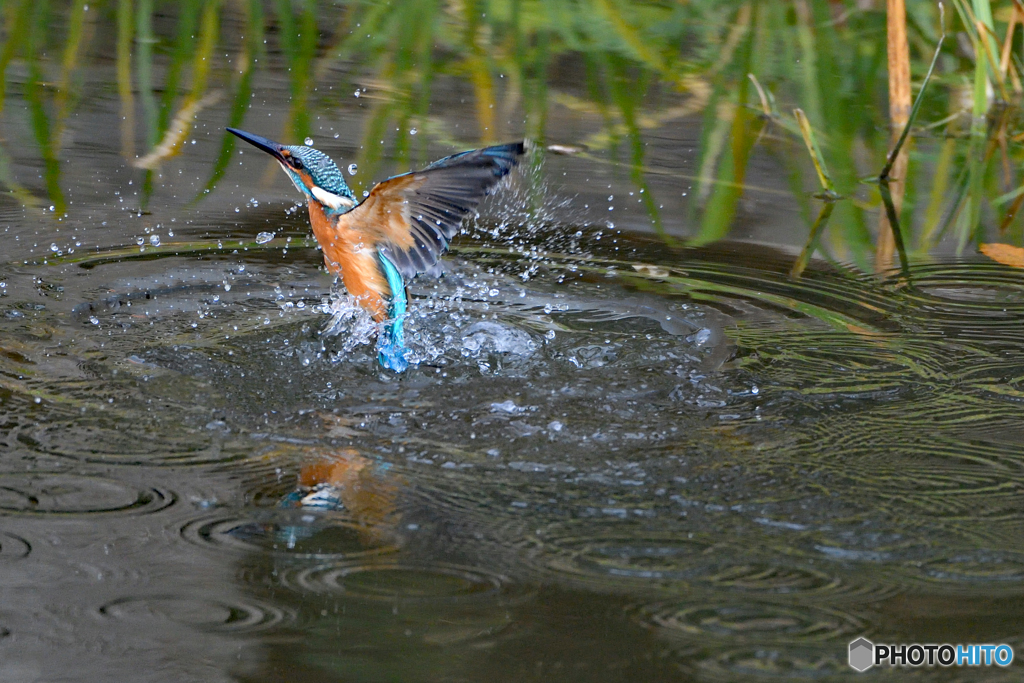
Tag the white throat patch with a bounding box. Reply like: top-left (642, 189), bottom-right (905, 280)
top-left (311, 185), bottom-right (356, 210)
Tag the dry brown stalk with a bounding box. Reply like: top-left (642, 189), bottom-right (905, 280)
top-left (876, 0), bottom-right (912, 272)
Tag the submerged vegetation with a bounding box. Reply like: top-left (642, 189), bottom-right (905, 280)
top-left (3, 0), bottom-right (1024, 269)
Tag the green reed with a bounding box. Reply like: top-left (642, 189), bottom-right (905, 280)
top-left (2, 1), bottom-right (1024, 272)
top-left (199, 0), bottom-right (263, 199)
top-left (878, 16), bottom-right (946, 278)
top-left (789, 107), bottom-right (838, 279)
top-left (24, 0), bottom-right (66, 215)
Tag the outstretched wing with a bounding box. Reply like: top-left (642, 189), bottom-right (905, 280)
top-left (335, 142), bottom-right (525, 281)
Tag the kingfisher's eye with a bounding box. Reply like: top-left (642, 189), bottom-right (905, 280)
top-left (291, 158), bottom-right (304, 170)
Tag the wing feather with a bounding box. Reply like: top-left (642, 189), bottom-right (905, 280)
top-left (334, 142), bottom-right (524, 281)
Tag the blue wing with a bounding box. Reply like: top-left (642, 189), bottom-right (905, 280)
top-left (375, 141), bottom-right (526, 281)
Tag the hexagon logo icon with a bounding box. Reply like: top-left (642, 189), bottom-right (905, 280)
top-left (849, 637), bottom-right (874, 672)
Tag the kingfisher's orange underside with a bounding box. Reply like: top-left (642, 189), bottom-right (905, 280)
top-left (306, 173), bottom-right (429, 321)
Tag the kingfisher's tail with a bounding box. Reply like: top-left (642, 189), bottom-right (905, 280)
top-left (378, 319), bottom-right (409, 372)
top-left (376, 253), bottom-right (410, 372)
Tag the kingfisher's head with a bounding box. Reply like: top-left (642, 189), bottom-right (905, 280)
top-left (227, 128), bottom-right (357, 213)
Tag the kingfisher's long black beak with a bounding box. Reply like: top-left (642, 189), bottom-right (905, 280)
top-left (227, 128), bottom-right (287, 161)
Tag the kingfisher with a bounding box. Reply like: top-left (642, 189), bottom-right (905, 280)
top-left (227, 128), bottom-right (524, 372)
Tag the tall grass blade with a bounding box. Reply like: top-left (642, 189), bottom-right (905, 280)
top-left (918, 136), bottom-right (956, 251)
top-left (116, 0), bottom-right (135, 159)
top-left (25, 0), bottom-right (66, 215)
top-left (135, 0), bottom-right (157, 152)
top-left (464, 0), bottom-right (496, 143)
top-left (159, 0), bottom-right (199, 135)
top-left (876, 0), bottom-right (913, 270)
top-left (877, 11), bottom-right (945, 274)
top-left (198, 0), bottom-right (263, 199)
top-left (790, 201), bottom-right (836, 278)
top-left (694, 8), bottom-right (761, 246)
top-left (0, 0), bottom-right (32, 115)
top-left (0, 143), bottom-right (37, 207)
top-left (792, 108), bottom-right (836, 195)
top-left (53, 0), bottom-right (88, 145)
top-left (276, 0), bottom-right (316, 143)
top-left (880, 28), bottom-right (946, 179)
top-left (265, 0), bottom-right (315, 184)
top-left (792, 0), bottom-right (822, 127)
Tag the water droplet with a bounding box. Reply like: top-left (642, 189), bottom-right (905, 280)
top-left (347, 163), bottom-right (358, 176)
top-left (149, 235), bottom-right (161, 247)
top-left (256, 231), bottom-right (275, 244)
top-left (353, 90), bottom-right (361, 98)
top-left (49, 243), bottom-right (58, 252)
top-left (49, 205), bottom-right (55, 212)
top-left (304, 137), bottom-right (314, 146)
top-left (89, 316), bottom-right (100, 325)
top-left (136, 237), bottom-right (145, 246)
top-left (409, 128), bottom-right (418, 135)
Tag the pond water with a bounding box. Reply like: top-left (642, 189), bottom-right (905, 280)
top-left (2, 2), bottom-right (1024, 682)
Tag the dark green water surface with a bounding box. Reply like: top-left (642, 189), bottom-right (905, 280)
top-left (2, 2), bottom-right (1024, 681)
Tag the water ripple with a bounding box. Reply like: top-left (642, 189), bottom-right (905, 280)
top-left (0, 531), bottom-right (31, 560)
top-left (179, 514), bottom-right (398, 560)
top-left (0, 474), bottom-right (174, 516)
top-left (282, 561), bottom-right (509, 602)
top-left (894, 550), bottom-right (1024, 592)
top-left (701, 563), bottom-right (838, 595)
top-left (534, 524), bottom-right (719, 583)
top-left (693, 645), bottom-right (847, 680)
top-left (637, 600), bottom-right (864, 643)
top-left (97, 595), bottom-right (294, 633)
top-left (14, 418), bottom-right (245, 466)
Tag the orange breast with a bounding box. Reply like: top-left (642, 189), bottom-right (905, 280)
top-left (307, 200), bottom-right (391, 321)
